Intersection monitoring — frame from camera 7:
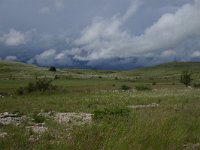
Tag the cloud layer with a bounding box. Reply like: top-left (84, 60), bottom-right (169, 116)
top-left (73, 0), bottom-right (200, 60)
top-left (0, 29), bottom-right (28, 46)
top-left (1, 0), bottom-right (200, 69)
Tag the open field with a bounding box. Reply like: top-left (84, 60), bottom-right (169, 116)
top-left (1, 60), bottom-right (200, 150)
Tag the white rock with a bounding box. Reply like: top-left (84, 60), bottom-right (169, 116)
top-left (0, 132), bottom-right (8, 138)
top-left (127, 103), bottom-right (160, 109)
top-left (26, 125), bottom-right (48, 134)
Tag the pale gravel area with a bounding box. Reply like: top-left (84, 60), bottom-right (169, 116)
top-left (127, 103), bottom-right (160, 109)
top-left (0, 112), bottom-right (24, 126)
top-left (39, 111), bottom-right (93, 126)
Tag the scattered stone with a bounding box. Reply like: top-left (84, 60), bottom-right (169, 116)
top-left (53, 112), bottom-right (92, 126)
top-left (40, 111), bottom-right (92, 126)
top-left (0, 92), bottom-right (8, 97)
top-left (0, 95), bottom-right (5, 98)
top-left (26, 124), bottom-right (48, 134)
top-left (29, 135), bottom-right (41, 142)
top-left (183, 143), bottom-right (200, 150)
top-left (38, 110), bottom-right (55, 118)
top-left (0, 132), bottom-right (8, 138)
top-left (0, 112), bottom-right (24, 126)
top-left (127, 103), bottom-right (160, 109)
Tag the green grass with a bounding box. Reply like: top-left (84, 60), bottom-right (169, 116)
top-left (1, 60), bottom-right (200, 149)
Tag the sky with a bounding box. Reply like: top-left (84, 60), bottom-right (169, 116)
top-left (0, 0), bottom-right (200, 70)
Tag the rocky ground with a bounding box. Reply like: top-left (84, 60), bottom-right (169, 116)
top-left (0, 111), bottom-right (93, 142)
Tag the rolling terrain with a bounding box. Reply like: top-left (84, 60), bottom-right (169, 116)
top-left (0, 60), bottom-right (200, 150)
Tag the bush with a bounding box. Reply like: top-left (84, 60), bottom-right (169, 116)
top-left (17, 78), bottom-right (54, 95)
top-left (193, 83), bottom-right (200, 88)
top-left (93, 107), bottom-right (130, 119)
top-left (120, 85), bottom-right (131, 91)
top-left (152, 82), bottom-right (156, 85)
top-left (54, 75), bottom-right (59, 80)
top-left (34, 78), bottom-right (53, 92)
top-left (180, 71), bottom-right (192, 86)
top-left (135, 85), bottom-right (151, 91)
top-left (0, 92), bottom-right (9, 96)
top-left (33, 113), bottom-right (45, 123)
top-left (27, 82), bottom-right (36, 93)
top-left (16, 87), bottom-right (25, 95)
top-left (49, 66), bottom-right (56, 72)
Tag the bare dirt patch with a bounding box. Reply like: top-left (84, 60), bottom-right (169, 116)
top-left (127, 103), bottom-right (159, 109)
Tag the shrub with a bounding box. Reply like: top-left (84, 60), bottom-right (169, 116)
top-left (93, 107), bottom-right (130, 119)
top-left (49, 66), bottom-right (56, 72)
top-left (135, 85), bottom-right (151, 91)
top-left (193, 83), bottom-right (200, 88)
top-left (0, 92), bottom-right (9, 96)
top-left (27, 82), bottom-right (36, 93)
top-left (152, 82), bottom-right (156, 85)
top-left (34, 78), bottom-right (53, 92)
top-left (16, 87), bottom-right (25, 95)
top-left (33, 113), bottom-right (45, 123)
top-left (54, 75), bottom-right (59, 80)
top-left (120, 85), bottom-right (131, 91)
top-left (130, 80), bottom-right (136, 83)
top-left (17, 78), bottom-right (54, 95)
top-left (180, 71), bottom-right (192, 86)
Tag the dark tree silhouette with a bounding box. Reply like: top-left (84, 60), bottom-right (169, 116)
top-left (49, 66), bottom-right (56, 72)
top-left (180, 71), bottom-right (192, 87)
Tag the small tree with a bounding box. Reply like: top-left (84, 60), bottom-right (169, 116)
top-left (180, 71), bottom-right (192, 87)
top-left (49, 66), bottom-right (56, 72)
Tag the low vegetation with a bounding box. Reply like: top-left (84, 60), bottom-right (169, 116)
top-left (16, 78), bottom-right (55, 95)
top-left (32, 113), bottom-right (46, 123)
top-left (180, 71), bottom-right (192, 86)
top-left (193, 82), bottom-right (200, 88)
top-left (1, 61), bottom-right (200, 149)
top-left (49, 66), bottom-right (57, 72)
top-left (93, 107), bottom-right (130, 119)
top-left (120, 85), bottom-right (131, 91)
top-left (135, 85), bottom-right (151, 91)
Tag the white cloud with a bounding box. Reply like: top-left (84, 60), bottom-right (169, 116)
top-left (161, 50), bottom-right (176, 57)
top-left (0, 29), bottom-right (28, 46)
top-left (132, 0), bottom-right (200, 54)
top-left (191, 51), bottom-right (200, 57)
top-left (73, 0), bottom-right (200, 61)
top-left (75, 0), bottom-right (141, 60)
top-left (29, 49), bottom-right (77, 66)
top-left (54, 0), bottom-right (64, 9)
top-left (5, 56), bottom-right (18, 61)
top-left (121, 0), bottom-right (141, 22)
top-left (40, 7), bottom-right (50, 14)
top-left (34, 49), bottom-right (57, 66)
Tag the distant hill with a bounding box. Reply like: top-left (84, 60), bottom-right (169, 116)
top-left (0, 60), bottom-right (116, 79)
top-left (116, 62), bottom-right (200, 79)
top-left (0, 60), bottom-right (46, 78)
top-left (0, 60), bottom-right (200, 80)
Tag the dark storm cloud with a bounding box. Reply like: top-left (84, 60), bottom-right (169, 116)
top-left (0, 0), bottom-right (200, 69)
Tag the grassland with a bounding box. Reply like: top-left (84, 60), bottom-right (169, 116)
top-left (0, 60), bottom-right (200, 150)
